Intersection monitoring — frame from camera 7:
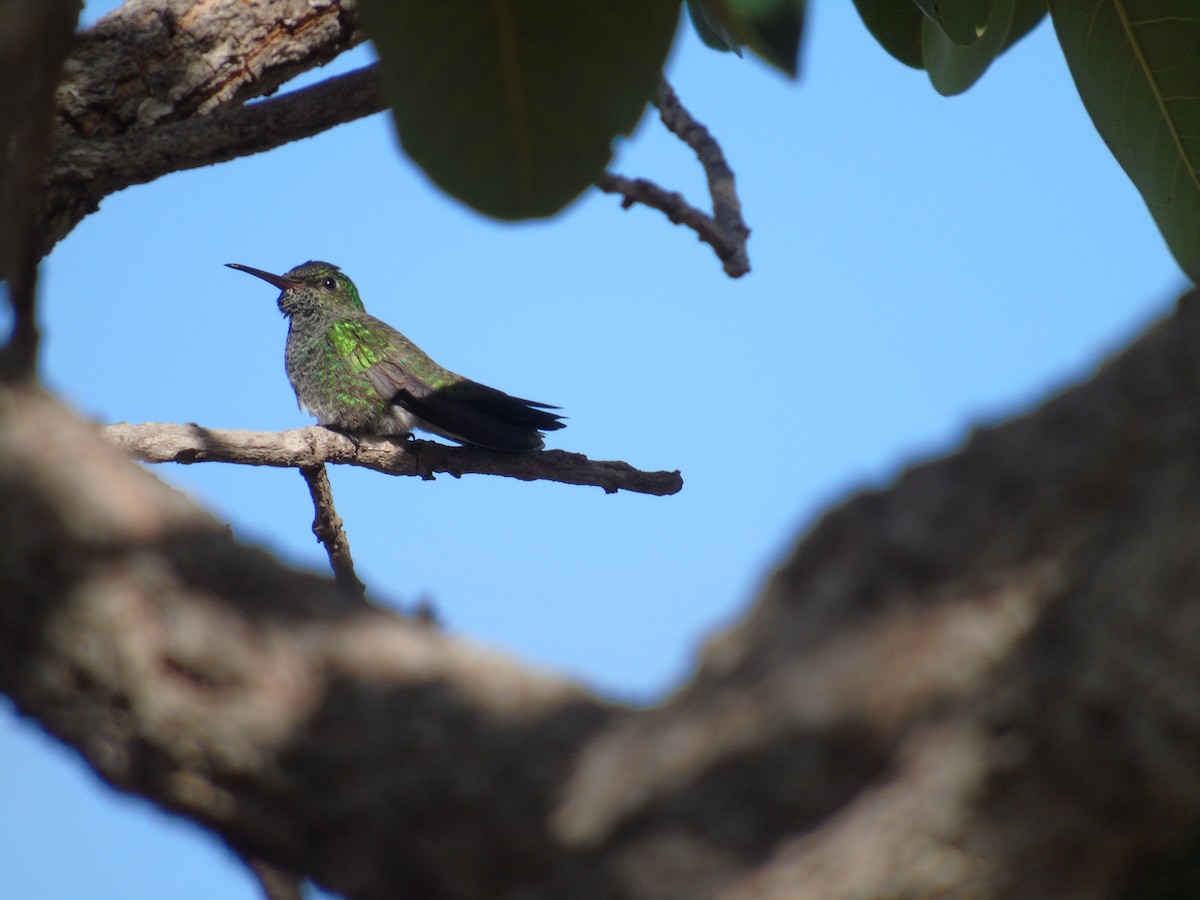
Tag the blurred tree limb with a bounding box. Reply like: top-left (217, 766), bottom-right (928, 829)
top-left (9, 293), bottom-right (1200, 897)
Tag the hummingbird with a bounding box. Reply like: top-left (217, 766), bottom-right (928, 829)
top-left (226, 260), bottom-right (565, 452)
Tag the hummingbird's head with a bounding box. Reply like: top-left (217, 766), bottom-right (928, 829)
top-left (226, 260), bottom-right (366, 316)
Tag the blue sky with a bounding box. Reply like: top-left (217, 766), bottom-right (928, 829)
top-left (1, 2), bottom-right (1184, 897)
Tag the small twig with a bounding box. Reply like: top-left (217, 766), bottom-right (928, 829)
top-left (300, 463), bottom-right (367, 601)
top-left (598, 79), bottom-right (750, 278)
top-left (102, 422), bottom-right (684, 497)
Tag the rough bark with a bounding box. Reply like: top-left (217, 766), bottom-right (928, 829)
top-left (6, 294), bottom-right (1200, 898)
top-left (33, 0), bottom-right (372, 270)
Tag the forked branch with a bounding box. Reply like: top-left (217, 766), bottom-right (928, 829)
top-left (598, 81), bottom-right (751, 278)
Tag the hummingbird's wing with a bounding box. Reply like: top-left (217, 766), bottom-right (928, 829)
top-left (364, 358), bottom-right (565, 453)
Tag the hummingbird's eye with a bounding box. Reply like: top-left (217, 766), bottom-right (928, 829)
top-left (322, 276), bottom-right (337, 290)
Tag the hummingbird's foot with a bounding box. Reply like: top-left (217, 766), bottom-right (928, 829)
top-left (324, 424), bottom-right (362, 452)
top-left (380, 430), bottom-right (415, 447)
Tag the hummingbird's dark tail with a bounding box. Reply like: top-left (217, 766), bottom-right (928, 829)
top-left (401, 380), bottom-right (565, 453)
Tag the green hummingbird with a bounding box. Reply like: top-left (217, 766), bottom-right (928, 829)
top-left (226, 260), bottom-right (565, 452)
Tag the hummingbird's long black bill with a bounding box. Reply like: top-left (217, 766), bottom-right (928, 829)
top-left (226, 263), bottom-right (302, 291)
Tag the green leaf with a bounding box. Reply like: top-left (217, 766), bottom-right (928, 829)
top-left (359, 0), bottom-right (681, 221)
top-left (1002, 0), bottom-right (1047, 53)
top-left (922, 0), bottom-right (1014, 95)
top-left (853, 0), bottom-right (1043, 73)
top-left (912, 0), bottom-right (993, 45)
top-left (687, 0), bottom-right (744, 55)
top-left (852, 0), bottom-right (924, 69)
top-left (1050, 0), bottom-right (1200, 281)
top-left (688, 0), bottom-right (805, 75)
top-left (730, 0), bottom-right (807, 76)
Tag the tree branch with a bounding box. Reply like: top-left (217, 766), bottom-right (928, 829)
top-left (101, 421), bottom-right (685, 496)
top-left (41, 63), bottom-right (385, 264)
top-left (300, 463), bottom-right (367, 601)
top-left (57, 0), bottom-right (364, 137)
top-left (14, 0), bottom-right (366, 272)
top-left (598, 81), bottom-right (751, 279)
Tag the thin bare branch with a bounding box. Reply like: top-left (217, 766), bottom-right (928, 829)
top-left (300, 463), bottom-right (367, 601)
top-left (596, 173), bottom-right (741, 267)
top-left (654, 81), bottom-right (750, 270)
top-left (598, 80), bottom-right (751, 279)
top-left (102, 422), bottom-right (685, 497)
